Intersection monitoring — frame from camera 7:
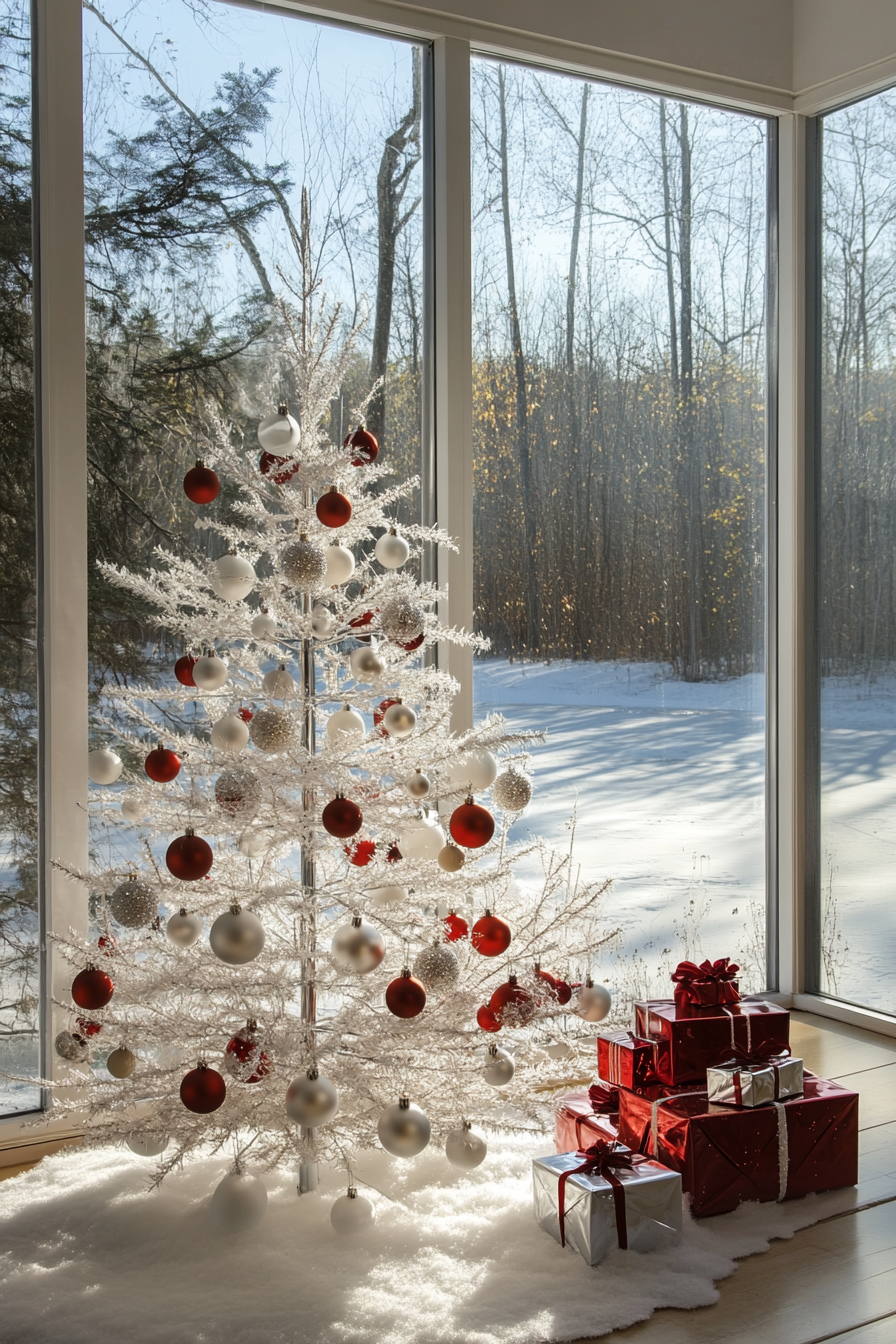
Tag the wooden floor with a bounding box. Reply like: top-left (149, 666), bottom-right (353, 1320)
top-left (578, 1010), bottom-right (896, 1343)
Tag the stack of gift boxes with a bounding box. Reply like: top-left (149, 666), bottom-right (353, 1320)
top-left (535, 958), bottom-right (859, 1265)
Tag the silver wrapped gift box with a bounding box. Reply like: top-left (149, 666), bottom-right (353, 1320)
top-left (706, 1055), bottom-right (804, 1108)
top-left (533, 1149), bottom-right (682, 1267)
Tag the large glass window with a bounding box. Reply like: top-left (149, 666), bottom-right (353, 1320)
top-left (471, 61), bottom-right (770, 995)
top-left (817, 89), bottom-right (896, 1012)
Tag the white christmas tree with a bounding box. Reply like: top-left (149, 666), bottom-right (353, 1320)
top-left (36, 214), bottom-right (615, 1230)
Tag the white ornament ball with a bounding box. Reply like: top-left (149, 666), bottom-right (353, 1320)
top-left (576, 980), bottom-right (612, 1023)
top-left (377, 1097), bottom-right (431, 1158)
top-left (465, 751), bottom-right (499, 792)
top-left (215, 766), bottom-right (261, 818)
top-left (399, 816), bottom-right (445, 861)
top-left (311, 605), bottom-right (336, 638)
top-left (109, 875), bottom-right (157, 928)
top-left (262, 663), bottom-right (296, 698)
top-left (210, 714), bottom-right (250, 753)
top-left (257, 405), bottom-right (300, 452)
top-left (211, 1170), bottom-right (268, 1232)
top-left (55, 1030), bottom-right (89, 1063)
top-left (331, 917), bottom-right (385, 974)
top-left (492, 767), bottom-right (533, 812)
top-left (331, 1188), bottom-right (376, 1235)
top-left (379, 596), bottom-right (425, 644)
top-left (412, 942), bottom-right (459, 993)
top-left (405, 769), bottom-right (430, 799)
top-left (167, 908), bottom-right (202, 947)
top-left (237, 830), bottom-right (267, 858)
top-left (126, 1133), bottom-right (169, 1157)
top-left (483, 1045), bottom-right (515, 1088)
top-left (120, 793), bottom-right (145, 823)
top-left (324, 544), bottom-right (355, 586)
top-left (193, 652), bottom-right (228, 691)
top-left (349, 644), bottom-right (384, 682)
top-left (210, 905), bottom-right (265, 965)
top-left (249, 705), bottom-right (295, 753)
top-left (285, 1069), bottom-right (339, 1127)
top-left (438, 844), bottom-right (465, 873)
top-left (445, 1122), bottom-right (487, 1171)
top-left (375, 530), bottom-right (410, 569)
top-left (546, 1040), bottom-right (574, 1060)
top-left (251, 611), bottom-right (277, 639)
top-left (281, 537), bottom-right (327, 589)
top-left (326, 704), bottom-right (365, 745)
top-left (88, 747), bottom-right (123, 785)
top-left (368, 884), bottom-right (407, 907)
top-left (211, 553), bottom-right (255, 602)
top-left (107, 1046), bottom-right (136, 1079)
top-left (383, 701), bottom-right (416, 738)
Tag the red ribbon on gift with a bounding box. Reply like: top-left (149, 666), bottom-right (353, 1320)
top-left (671, 958), bottom-right (741, 1008)
top-left (573, 1084), bottom-right (622, 1146)
top-left (557, 1141), bottom-right (642, 1251)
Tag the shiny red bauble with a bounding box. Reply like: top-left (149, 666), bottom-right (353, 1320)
top-left (553, 979), bottom-right (573, 1006)
top-left (166, 830), bottom-right (214, 881)
top-left (174, 655), bottom-right (197, 687)
top-left (315, 487), bottom-right (352, 528)
top-left (258, 451), bottom-right (300, 484)
top-left (349, 609), bottom-right (376, 631)
top-left (385, 970), bottom-right (427, 1019)
top-left (476, 1003), bottom-right (502, 1033)
top-left (401, 632), bottom-right (425, 652)
top-left (374, 698), bottom-right (399, 736)
top-left (71, 967), bottom-right (114, 1011)
top-left (471, 911), bottom-right (512, 958)
top-left (180, 1063), bottom-right (227, 1114)
top-left (183, 461), bottom-right (220, 505)
top-left (344, 424), bottom-right (379, 466)
top-left (345, 838), bottom-right (376, 867)
top-left (443, 911), bottom-right (469, 942)
top-left (225, 1028), bottom-right (272, 1084)
top-left (322, 796), bottom-right (363, 839)
top-left (449, 799), bottom-right (495, 849)
top-left (238, 706), bottom-right (254, 722)
top-left (77, 1017), bottom-right (103, 1037)
top-left (145, 745), bottom-right (182, 783)
top-left (385, 843), bottom-right (403, 864)
top-left (97, 932), bottom-right (117, 956)
top-left (490, 975), bottom-right (535, 1027)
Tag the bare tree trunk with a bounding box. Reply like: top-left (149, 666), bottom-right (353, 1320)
top-left (676, 106), bottom-right (701, 680)
top-left (659, 99), bottom-right (680, 402)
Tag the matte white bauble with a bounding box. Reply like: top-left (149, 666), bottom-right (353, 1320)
top-left (405, 769), bottom-right (430, 799)
top-left (257, 405), bottom-right (300, 452)
top-left (211, 553), bottom-right (255, 602)
top-left (576, 980), bottom-right (612, 1023)
top-left (445, 1121), bottom-right (488, 1170)
top-left (399, 817), bottom-right (445, 861)
top-left (120, 793), bottom-right (145, 823)
top-left (449, 751), bottom-right (498, 792)
top-left (250, 611), bottom-right (277, 639)
top-left (166, 908), bottom-right (202, 947)
top-left (545, 1040), bottom-right (574, 1060)
top-left (210, 715), bottom-right (250, 753)
top-left (383, 701), bottom-right (416, 738)
top-left (237, 830), bottom-right (267, 858)
top-left (331, 1188), bottom-right (376, 1235)
top-left (88, 747), bottom-right (123, 786)
top-left (312, 605), bottom-right (337, 638)
top-left (193, 652), bottom-right (228, 690)
top-left (368, 884), bottom-right (408, 907)
top-left (483, 1045), bottom-right (515, 1088)
top-left (285, 1068), bottom-right (339, 1127)
top-left (209, 904), bottom-right (265, 965)
top-left (377, 1096), bottom-right (431, 1157)
top-left (324, 544), bottom-right (355, 585)
top-left (326, 704), bottom-right (365, 744)
top-left (375, 529), bottom-right (410, 569)
top-left (331, 916), bottom-right (385, 974)
top-left (262, 663), bottom-right (296, 698)
top-left (126, 1133), bottom-right (169, 1157)
top-left (349, 644), bottom-right (384, 681)
top-left (211, 1170), bottom-right (268, 1231)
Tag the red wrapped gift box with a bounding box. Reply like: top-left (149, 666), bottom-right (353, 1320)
top-left (634, 997), bottom-right (790, 1086)
top-left (555, 1086), bottom-right (621, 1153)
top-left (616, 1072), bottom-right (858, 1217)
top-left (597, 1031), bottom-right (658, 1090)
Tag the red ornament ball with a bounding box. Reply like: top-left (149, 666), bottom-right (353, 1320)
top-left (344, 424), bottom-right (379, 466)
top-left (258, 451), bottom-right (300, 484)
top-left (349, 609), bottom-right (376, 631)
top-left (166, 830), bottom-right (214, 881)
top-left (238, 706), bottom-right (254, 722)
top-left (553, 979), bottom-right (573, 1006)
top-left (71, 967), bottom-right (114, 1011)
top-left (316, 487), bottom-right (352, 528)
top-left (77, 1017), bottom-right (103, 1037)
top-left (385, 843), bottom-right (403, 864)
top-left (385, 971), bottom-right (427, 1019)
top-left (180, 1063), bottom-right (226, 1114)
top-left (145, 745), bottom-right (181, 783)
top-left (224, 1027), bottom-right (272, 1084)
top-left (471, 911), bottom-right (512, 958)
top-left (490, 976), bottom-right (535, 1027)
top-left (443, 911), bottom-right (469, 943)
top-left (401, 632), bottom-right (425, 652)
top-left (373, 698), bottom-right (399, 736)
top-left (97, 932), bottom-right (117, 956)
top-left (449, 799), bottom-right (495, 849)
top-left (183, 462), bottom-right (220, 505)
top-left (322, 797), bottom-right (363, 839)
top-left (476, 1003), bottom-right (502, 1033)
top-left (174, 655), bottom-right (197, 687)
top-left (345, 838), bottom-right (376, 867)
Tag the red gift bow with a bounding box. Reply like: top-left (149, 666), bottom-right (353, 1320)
top-left (589, 1082), bottom-right (621, 1114)
top-left (557, 1141), bottom-right (643, 1251)
top-left (671, 958), bottom-right (741, 1007)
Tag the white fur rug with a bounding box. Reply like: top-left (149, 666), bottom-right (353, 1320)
top-left (0, 1134), bottom-right (865, 1344)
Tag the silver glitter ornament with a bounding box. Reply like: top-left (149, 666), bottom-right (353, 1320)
top-left (412, 941), bottom-right (460, 993)
top-left (55, 1030), bottom-right (89, 1063)
top-left (285, 1067), bottom-right (339, 1127)
top-left (445, 1120), bottom-right (488, 1170)
top-left (379, 595), bottom-right (426, 644)
top-left (492, 767), bottom-right (533, 812)
top-left (107, 1046), bottom-right (136, 1079)
top-left (109, 874), bottom-right (157, 928)
top-left (281, 535), bottom-right (327, 588)
top-left (249, 705), bottom-right (295, 753)
top-left (166, 908), bottom-right (202, 947)
top-left (209, 904), bottom-right (266, 964)
top-left (483, 1044), bottom-right (515, 1088)
top-left (377, 1095), bottom-right (431, 1158)
top-left (215, 766), bottom-right (261, 818)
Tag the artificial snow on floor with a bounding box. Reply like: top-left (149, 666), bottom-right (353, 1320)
top-left (0, 1135), bottom-right (863, 1344)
